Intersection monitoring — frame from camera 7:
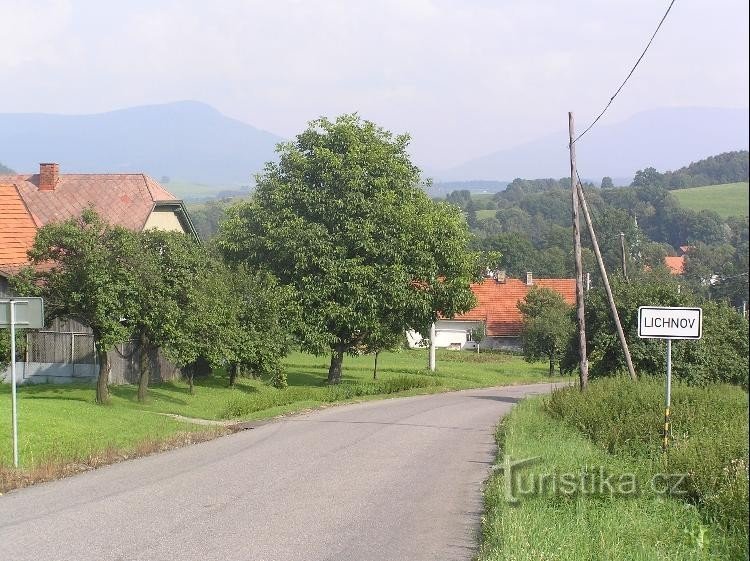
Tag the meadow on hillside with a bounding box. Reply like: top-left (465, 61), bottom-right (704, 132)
top-left (672, 182), bottom-right (749, 218)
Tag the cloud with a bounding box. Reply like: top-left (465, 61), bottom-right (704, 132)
top-left (0, 0), bottom-right (747, 168)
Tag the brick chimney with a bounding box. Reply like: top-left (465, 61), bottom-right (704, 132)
top-left (39, 163), bottom-right (59, 191)
top-left (526, 271), bottom-right (533, 286)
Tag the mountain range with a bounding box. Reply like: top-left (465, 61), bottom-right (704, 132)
top-left (0, 101), bottom-right (282, 185)
top-left (1, 102), bottom-right (747, 190)
top-left (437, 107), bottom-right (749, 182)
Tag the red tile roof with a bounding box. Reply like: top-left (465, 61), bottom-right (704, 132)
top-left (0, 169), bottom-right (193, 279)
top-left (664, 255), bottom-right (685, 275)
top-left (452, 278), bottom-right (576, 337)
top-left (0, 173), bottom-right (179, 232)
top-left (0, 184), bottom-right (38, 267)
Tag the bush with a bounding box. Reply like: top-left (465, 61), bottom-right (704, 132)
top-left (220, 375), bottom-right (439, 418)
top-left (545, 377), bottom-right (749, 547)
top-left (564, 275), bottom-right (749, 387)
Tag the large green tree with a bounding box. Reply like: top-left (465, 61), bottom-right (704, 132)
top-left (219, 114), bottom-right (477, 383)
top-left (24, 210), bottom-right (142, 403)
top-left (518, 287), bottom-right (574, 376)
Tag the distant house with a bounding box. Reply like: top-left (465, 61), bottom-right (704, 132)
top-left (0, 163), bottom-right (198, 384)
top-left (664, 255), bottom-right (686, 275)
top-left (408, 272), bottom-right (576, 351)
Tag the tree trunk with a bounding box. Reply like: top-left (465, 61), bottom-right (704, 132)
top-left (137, 331), bottom-right (150, 403)
top-left (373, 351), bottom-right (379, 380)
top-left (328, 346), bottom-right (345, 385)
top-left (96, 346), bottom-right (110, 404)
top-left (549, 350), bottom-right (555, 377)
top-left (187, 363), bottom-right (195, 395)
top-left (229, 362), bottom-right (238, 388)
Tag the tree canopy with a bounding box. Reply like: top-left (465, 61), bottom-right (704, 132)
top-left (14, 210), bottom-right (292, 401)
top-left (218, 114), bottom-right (477, 383)
top-left (22, 209), bottom-right (142, 402)
top-left (518, 287), bottom-right (574, 376)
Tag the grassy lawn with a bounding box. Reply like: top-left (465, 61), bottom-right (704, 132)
top-left (478, 397), bottom-right (742, 561)
top-left (0, 350), bottom-right (561, 480)
top-left (476, 209), bottom-right (497, 220)
top-left (672, 182), bottom-right (749, 218)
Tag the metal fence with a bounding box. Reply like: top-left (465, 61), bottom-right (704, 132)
top-left (27, 331), bottom-right (96, 364)
top-left (19, 317), bottom-right (181, 384)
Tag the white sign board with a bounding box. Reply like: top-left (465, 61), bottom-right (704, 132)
top-left (0, 298), bottom-right (45, 329)
top-left (638, 306), bottom-right (702, 340)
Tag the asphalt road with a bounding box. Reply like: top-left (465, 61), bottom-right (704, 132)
top-left (0, 383), bottom-right (558, 561)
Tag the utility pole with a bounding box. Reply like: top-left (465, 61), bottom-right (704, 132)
top-left (577, 182), bottom-right (638, 382)
top-left (620, 232), bottom-right (629, 282)
top-left (569, 112), bottom-right (588, 390)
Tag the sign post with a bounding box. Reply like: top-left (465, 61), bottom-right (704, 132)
top-left (638, 306), bottom-right (702, 451)
top-left (1, 297), bottom-right (45, 468)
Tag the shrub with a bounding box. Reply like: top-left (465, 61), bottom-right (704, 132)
top-left (545, 378), bottom-right (749, 546)
top-left (220, 375), bottom-right (438, 418)
top-left (563, 275), bottom-right (749, 387)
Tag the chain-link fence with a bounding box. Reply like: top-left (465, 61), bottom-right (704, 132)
top-left (20, 317), bottom-right (182, 384)
top-left (27, 331), bottom-right (96, 364)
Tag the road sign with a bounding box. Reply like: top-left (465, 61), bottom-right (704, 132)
top-left (1, 297), bottom-right (45, 468)
top-left (637, 306), bottom-right (703, 452)
top-left (0, 298), bottom-right (45, 329)
top-left (637, 306), bottom-right (702, 340)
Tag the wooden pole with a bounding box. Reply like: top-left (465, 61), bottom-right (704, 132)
top-left (569, 112), bottom-right (589, 390)
top-left (577, 181), bottom-right (638, 382)
top-left (620, 232), bottom-right (629, 282)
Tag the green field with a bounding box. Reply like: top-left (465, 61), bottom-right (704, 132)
top-left (0, 350), bottom-right (561, 484)
top-left (476, 209), bottom-right (497, 220)
top-left (165, 180), bottom-right (247, 200)
top-left (672, 182), bottom-right (749, 218)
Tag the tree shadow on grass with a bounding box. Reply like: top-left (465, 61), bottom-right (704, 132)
top-left (11, 384), bottom-right (95, 403)
top-left (22, 394), bottom-right (92, 404)
top-left (109, 385), bottom-right (190, 406)
top-left (286, 371), bottom-right (329, 387)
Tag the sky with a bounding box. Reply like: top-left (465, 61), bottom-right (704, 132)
top-left (1, 0), bottom-right (748, 170)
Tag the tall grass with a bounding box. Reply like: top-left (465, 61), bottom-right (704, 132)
top-left (545, 377), bottom-right (749, 547)
top-left (479, 397), bottom-right (743, 560)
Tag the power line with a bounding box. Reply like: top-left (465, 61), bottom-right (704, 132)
top-left (572, 0), bottom-right (677, 145)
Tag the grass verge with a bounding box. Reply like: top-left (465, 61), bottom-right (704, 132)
top-left (0, 349), bottom-right (565, 491)
top-left (478, 380), bottom-right (748, 561)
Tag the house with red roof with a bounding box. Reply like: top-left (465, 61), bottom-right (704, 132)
top-left (664, 255), bottom-right (685, 275)
top-left (407, 272), bottom-right (576, 350)
top-left (0, 163), bottom-right (198, 384)
top-left (0, 163), bottom-right (196, 291)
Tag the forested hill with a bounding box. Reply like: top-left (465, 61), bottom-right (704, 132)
top-left (0, 161), bottom-right (14, 174)
top-left (631, 150), bottom-right (748, 189)
top-left (441, 151), bottom-right (748, 310)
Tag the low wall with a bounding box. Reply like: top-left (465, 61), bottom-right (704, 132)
top-left (1, 362), bottom-right (96, 384)
top-left (1, 347), bottom-right (182, 385)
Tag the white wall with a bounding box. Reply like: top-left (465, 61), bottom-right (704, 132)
top-left (406, 320), bottom-right (483, 350)
top-left (143, 209), bottom-right (186, 232)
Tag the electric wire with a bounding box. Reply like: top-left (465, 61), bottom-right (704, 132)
top-left (572, 0), bottom-right (677, 145)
